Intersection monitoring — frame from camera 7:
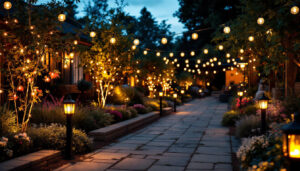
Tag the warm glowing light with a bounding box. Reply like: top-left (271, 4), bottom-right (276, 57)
top-left (180, 52), bottom-right (185, 57)
top-left (159, 92), bottom-right (164, 97)
top-left (3, 1), bottom-right (12, 10)
top-left (191, 33), bottom-right (198, 40)
top-left (237, 91), bottom-right (243, 97)
top-left (218, 45), bottom-right (224, 50)
top-left (203, 49), bottom-right (208, 54)
top-left (288, 135), bottom-right (300, 158)
top-left (197, 59), bottom-right (201, 64)
top-left (64, 99), bottom-right (75, 115)
top-left (17, 86), bottom-right (24, 92)
top-left (213, 57), bottom-right (217, 61)
top-left (257, 17), bottom-right (264, 25)
top-left (161, 37), bottom-right (168, 44)
top-left (226, 53), bottom-right (230, 58)
top-left (180, 90), bottom-right (185, 94)
top-left (248, 36), bottom-right (254, 42)
top-left (169, 52), bottom-right (174, 57)
top-left (133, 39), bottom-right (140, 45)
top-left (206, 82), bottom-right (210, 86)
top-left (132, 45), bottom-right (136, 50)
top-left (259, 100), bottom-right (268, 109)
top-left (90, 31), bottom-right (96, 38)
top-left (156, 52), bottom-right (161, 56)
top-left (110, 37), bottom-right (116, 44)
top-left (223, 26), bottom-right (230, 34)
top-left (74, 40), bottom-right (78, 45)
top-left (173, 93), bottom-right (178, 98)
top-left (190, 51), bottom-right (195, 56)
top-left (240, 49), bottom-right (244, 53)
top-left (143, 50), bottom-right (148, 55)
top-left (291, 6), bottom-right (299, 15)
top-left (58, 13), bottom-right (66, 22)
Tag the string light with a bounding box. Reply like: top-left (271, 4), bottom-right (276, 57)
top-left (3, 1), bottom-right (12, 10)
top-left (90, 31), bottom-right (96, 38)
top-left (74, 40), bottom-right (78, 45)
top-left (248, 36), bottom-right (254, 42)
top-left (191, 33), bottom-right (198, 40)
top-left (143, 50), bottom-right (148, 55)
top-left (110, 37), bottom-right (116, 44)
top-left (226, 53), bottom-right (230, 58)
top-left (190, 51), bottom-right (195, 56)
top-left (218, 45), bottom-right (224, 50)
top-left (180, 52), bottom-right (185, 57)
top-left (156, 52), bottom-right (161, 56)
top-left (131, 45), bottom-right (136, 50)
top-left (58, 13), bottom-right (66, 22)
top-left (133, 39), bottom-right (140, 45)
top-left (291, 6), bottom-right (299, 15)
top-left (203, 49), bottom-right (208, 54)
top-left (161, 37), bottom-right (168, 44)
top-left (240, 49), bottom-right (244, 53)
top-left (223, 26), bottom-right (231, 34)
top-left (257, 17), bottom-right (264, 25)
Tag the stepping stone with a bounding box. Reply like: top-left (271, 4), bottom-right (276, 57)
top-left (112, 158), bottom-right (155, 170)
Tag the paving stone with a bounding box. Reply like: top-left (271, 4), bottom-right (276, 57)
top-left (191, 154), bottom-right (231, 163)
top-left (187, 162), bottom-right (214, 170)
top-left (60, 162), bottom-right (111, 171)
top-left (215, 163), bottom-right (233, 170)
top-left (168, 147), bottom-right (195, 153)
top-left (148, 165), bottom-right (184, 171)
top-left (196, 146), bottom-right (231, 155)
top-left (92, 152), bottom-right (128, 160)
top-left (112, 158), bottom-right (155, 170)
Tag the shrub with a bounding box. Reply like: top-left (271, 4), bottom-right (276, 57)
top-left (221, 110), bottom-right (240, 127)
top-left (106, 110), bottom-right (123, 122)
top-left (128, 107), bottom-right (138, 117)
top-left (28, 124), bottom-right (92, 154)
top-left (235, 115), bottom-right (261, 138)
top-left (242, 105), bottom-right (258, 116)
top-left (0, 106), bottom-right (19, 136)
top-left (133, 104), bottom-right (148, 114)
top-left (117, 109), bottom-right (132, 120)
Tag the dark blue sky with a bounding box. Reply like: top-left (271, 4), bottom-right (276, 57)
top-left (39, 0), bottom-right (185, 33)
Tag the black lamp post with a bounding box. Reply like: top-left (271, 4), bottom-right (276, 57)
top-left (258, 93), bottom-right (269, 134)
top-left (281, 112), bottom-right (300, 170)
top-left (159, 91), bottom-right (163, 116)
top-left (237, 90), bottom-right (244, 109)
top-left (173, 93), bottom-right (177, 112)
top-left (63, 95), bottom-right (75, 160)
top-left (180, 89), bottom-right (185, 104)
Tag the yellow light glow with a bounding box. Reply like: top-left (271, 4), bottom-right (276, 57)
top-left (197, 59), bottom-right (201, 64)
top-left (180, 90), bottom-right (185, 94)
top-left (3, 1), bottom-right (12, 10)
top-left (161, 37), bottom-right (168, 44)
top-left (110, 37), bottom-right (116, 44)
top-left (133, 39), bottom-right (140, 45)
top-left (169, 52), bottom-right (174, 57)
top-left (248, 36), bottom-right (254, 42)
top-left (288, 134), bottom-right (300, 158)
top-left (74, 40), bottom-right (78, 45)
top-left (223, 26), bottom-right (231, 34)
top-left (143, 50), bottom-right (148, 55)
top-left (64, 103), bottom-right (75, 115)
top-left (291, 6), bottom-right (299, 15)
top-left (257, 17), bottom-right (264, 25)
top-left (190, 51), bottom-right (195, 56)
top-left (237, 91), bottom-right (243, 97)
top-left (132, 45), bottom-right (136, 50)
top-left (159, 92), bottom-right (163, 97)
top-left (240, 49), bottom-right (244, 53)
top-left (173, 93), bottom-right (178, 98)
top-left (259, 100), bottom-right (268, 109)
top-left (90, 31), bottom-right (96, 38)
top-left (226, 53), bottom-right (230, 58)
top-left (58, 14), bottom-right (66, 22)
top-left (203, 49), bottom-right (208, 54)
top-left (156, 52), bottom-right (161, 56)
top-left (191, 33), bottom-right (198, 40)
top-left (180, 52), bottom-right (185, 57)
top-left (218, 45), bottom-right (224, 50)
top-left (207, 82), bottom-right (210, 86)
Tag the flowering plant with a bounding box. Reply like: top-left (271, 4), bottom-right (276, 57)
top-left (106, 110), bottom-right (123, 120)
top-left (0, 137), bottom-right (13, 161)
top-left (133, 104), bottom-right (146, 109)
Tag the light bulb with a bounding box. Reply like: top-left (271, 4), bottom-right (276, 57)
top-left (133, 39), bottom-right (140, 45)
top-left (291, 6), bottom-right (299, 15)
top-left (110, 37), bottom-right (116, 44)
top-left (3, 1), bottom-right (12, 10)
top-left (223, 26), bottom-right (231, 34)
top-left (257, 17), bottom-right (264, 25)
top-left (161, 37), bottom-right (167, 44)
top-left (191, 33), bottom-right (198, 40)
top-left (90, 31), bottom-right (96, 38)
top-left (58, 14), bottom-right (66, 22)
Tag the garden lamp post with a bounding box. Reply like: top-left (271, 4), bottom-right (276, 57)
top-left (159, 91), bottom-right (163, 116)
top-left (63, 95), bottom-right (75, 160)
top-left (173, 93), bottom-right (178, 112)
top-left (237, 90), bottom-right (244, 109)
top-left (180, 89), bottom-right (185, 104)
top-left (258, 93), bottom-right (269, 134)
top-left (281, 112), bottom-right (300, 170)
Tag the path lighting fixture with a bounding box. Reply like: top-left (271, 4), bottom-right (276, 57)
top-left (282, 112), bottom-right (300, 170)
top-left (133, 39), bottom-right (140, 45)
top-left (161, 37), bottom-right (168, 44)
top-left (223, 26), bottom-right (230, 34)
top-left (258, 93), bottom-right (270, 134)
top-left (90, 31), bottom-right (96, 38)
top-left (3, 1), bottom-right (12, 10)
top-left (237, 90), bottom-right (244, 109)
top-left (257, 17), bottom-right (264, 25)
top-left (63, 95), bottom-right (75, 160)
top-left (191, 33), bottom-right (198, 40)
top-left (291, 6), bottom-right (299, 15)
top-left (173, 93), bottom-right (178, 112)
top-left (159, 91), bottom-right (164, 116)
top-left (58, 13), bottom-right (66, 22)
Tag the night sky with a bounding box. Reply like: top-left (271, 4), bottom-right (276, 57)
top-left (38, 0), bottom-right (185, 33)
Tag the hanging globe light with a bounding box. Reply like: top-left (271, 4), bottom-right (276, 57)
top-left (248, 36), bottom-right (254, 42)
top-left (143, 50), bottom-right (148, 55)
top-left (161, 37), bottom-right (168, 44)
top-left (223, 26), bottom-right (231, 34)
top-left (257, 17), bottom-right (264, 25)
top-left (58, 13), bottom-right (66, 22)
top-left (190, 51), bottom-right (195, 56)
top-left (110, 37), bottom-right (116, 44)
top-left (133, 39), bottom-right (140, 45)
top-left (169, 52), bottom-right (174, 57)
top-left (90, 31), bottom-right (96, 38)
top-left (191, 33), bottom-right (198, 40)
top-left (180, 52), bottom-right (185, 57)
top-left (3, 1), bottom-right (12, 10)
top-left (218, 45), bottom-right (224, 50)
top-left (156, 52), bottom-right (161, 56)
top-left (203, 49), bottom-right (208, 54)
top-left (291, 6), bottom-right (299, 15)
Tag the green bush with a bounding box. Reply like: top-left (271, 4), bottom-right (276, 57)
top-left (242, 105), bottom-right (258, 116)
top-left (128, 107), bottom-right (138, 117)
top-left (235, 115), bottom-right (261, 138)
top-left (31, 107), bottom-right (114, 132)
top-left (28, 124), bottom-right (92, 154)
top-left (221, 110), bottom-right (240, 127)
top-left (0, 106), bottom-right (19, 136)
top-left (117, 109), bottom-right (132, 120)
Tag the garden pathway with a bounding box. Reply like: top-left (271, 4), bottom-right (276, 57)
top-left (56, 96), bottom-right (232, 171)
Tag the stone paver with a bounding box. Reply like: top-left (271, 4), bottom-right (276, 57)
top-left (56, 97), bottom-right (232, 171)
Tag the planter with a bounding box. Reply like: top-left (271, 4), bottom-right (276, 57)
top-left (89, 107), bottom-right (173, 142)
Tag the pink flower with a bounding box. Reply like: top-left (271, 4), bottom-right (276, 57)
top-left (107, 110), bottom-right (122, 119)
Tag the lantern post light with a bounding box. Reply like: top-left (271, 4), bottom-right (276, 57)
top-left (63, 95), bottom-right (75, 160)
top-left (281, 112), bottom-right (300, 170)
top-left (258, 93), bottom-right (270, 134)
top-left (159, 91), bottom-right (163, 116)
top-left (237, 90), bottom-right (244, 109)
top-left (180, 89), bottom-right (185, 104)
top-left (173, 93), bottom-right (178, 112)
